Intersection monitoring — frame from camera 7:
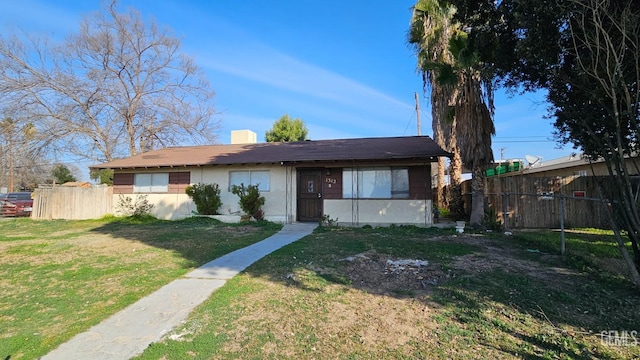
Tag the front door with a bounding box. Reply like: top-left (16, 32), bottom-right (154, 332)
top-left (297, 170), bottom-right (322, 222)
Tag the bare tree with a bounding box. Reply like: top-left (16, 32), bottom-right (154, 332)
top-left (0, 1), bottom-right (219, 163)
top-left (555, 0), bottom-right (640, 287)
top-left (0, 117), bottom-right (50, 190)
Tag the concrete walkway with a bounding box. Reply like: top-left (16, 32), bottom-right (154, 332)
top-left (43, 222), bottom-right (317, 360)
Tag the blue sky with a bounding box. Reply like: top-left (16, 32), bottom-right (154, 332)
top-left (1, 0), bottom-right (573, 179)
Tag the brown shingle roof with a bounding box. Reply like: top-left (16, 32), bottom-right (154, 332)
top-left (90, 136), bottom-right (451, 170)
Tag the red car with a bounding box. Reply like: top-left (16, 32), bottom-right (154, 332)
top-left (0, 192), bottom-right (33, 217)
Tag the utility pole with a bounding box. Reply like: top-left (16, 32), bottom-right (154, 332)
top-left (415, 92), bottom-right (421, 135)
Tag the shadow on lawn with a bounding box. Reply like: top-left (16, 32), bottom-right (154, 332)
top-left (432, 273), bottom-right (636, 360)
top-left (89, 216), bottom-right (282, 268)
top-left (240, 225), bottom-right (640, 359)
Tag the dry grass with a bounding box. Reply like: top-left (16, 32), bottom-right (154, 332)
top-left (139, 226), bottom-right (640, 359)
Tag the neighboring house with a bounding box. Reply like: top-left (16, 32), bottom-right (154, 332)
top-left (486, 153), bottom-right (640, 179)
top-left (90, 132), bottom-right (451, 225)
top-left (482, 153), bottom-right (640, 229)
top-left (61, 181), bottom-right (92, 188)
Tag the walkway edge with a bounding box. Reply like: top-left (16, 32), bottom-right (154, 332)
top-left (42, 222), bottom-right (317, 360)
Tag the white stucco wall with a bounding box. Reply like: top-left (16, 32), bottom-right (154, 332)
top-left (114, 165), bottom-right (296, 222)
top-left (113, 193), bottom-right (194, 220)
top-left (112, 166), bottom-right (434, 226)
top-left (323, 199), bottom-right (433, 226)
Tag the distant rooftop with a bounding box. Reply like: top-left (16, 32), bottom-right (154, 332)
top-left (523, 153), bottom-right (590, 174)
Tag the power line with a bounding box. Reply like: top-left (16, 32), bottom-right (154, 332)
top-left (493, 140), bottom-right (558, 143)
top-left (495, 136), bottom-right (550, 139)
top-left (402, 110), bottom-right (416, 136)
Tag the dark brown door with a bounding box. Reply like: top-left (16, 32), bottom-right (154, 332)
top-left (297, 170), bottom-right (322, 222)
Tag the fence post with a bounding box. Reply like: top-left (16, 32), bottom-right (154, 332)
top-left (559, 196), bottom-right (566, 255)
top-left (502, 192), bottom-right (509, 232)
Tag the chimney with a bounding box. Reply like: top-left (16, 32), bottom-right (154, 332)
top-left (231, 130), bottom-right (257, 144)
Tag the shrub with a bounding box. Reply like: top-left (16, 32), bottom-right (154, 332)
top-left (319, 214), bottom-right (338, 227)
top-left (185, 183), bottom-right (222, 215)
top-left (483, 207), bottom-right (502, 231)
top-left (116, 194), bottom-right (154, 217)
top-left (231, 184), bottom-right (265, 221)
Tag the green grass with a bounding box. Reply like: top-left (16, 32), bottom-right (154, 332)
top-left (135, 226), bottom-right (640, 360)
top-left (508, 229), bottom-right (635, 284)
top-left (0, 217), bottom-right (281, 359)
top-left (512, 229), bottom-right (627, 258)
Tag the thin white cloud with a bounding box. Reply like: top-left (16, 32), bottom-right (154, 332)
top-left (198, 47), bottom-right (412, 113)
top-left (194, 38), bottom-right (418, 138)
top-left (184, 11), bottom-right (415, 134)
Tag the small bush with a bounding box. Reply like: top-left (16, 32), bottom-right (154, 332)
top-left (185, 183), bottom-right (223, 215)
top-left (116, 194), bottom-right (154, 217)
top-left (319, 214), bottom-right (338, 227)
top-left (483, 207), bottom-right (502, 231)
top-left (231, 184), bottom-right (265, 221)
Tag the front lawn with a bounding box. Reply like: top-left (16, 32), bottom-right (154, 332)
top-left (137, 226), bottom-right (640, 359)
top-left (0, 216), bottom-right (281, 359)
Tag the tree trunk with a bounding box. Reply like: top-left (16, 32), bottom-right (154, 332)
top-left (469, 166), bottom-right (485, 226)
top-left (448, 144), bottom-right (465, 219)
top-left (436, 157), bottom-right (446, 208)
top-left (450, 147), bottom-right (462, 185)
top-left (430, 82), bottom-right (450, 209)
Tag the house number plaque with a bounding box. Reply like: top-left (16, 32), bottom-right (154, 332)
top-left (325, 177), bottom-right (336, 188)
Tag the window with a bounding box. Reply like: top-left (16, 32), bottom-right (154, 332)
top-left (391, 169), bottom-right (409, 198)
top-left (342, 168), bottom-right (409, 199)
top-left (6, 192), bottom-right (31, 201)
top-left (229, 170), bottom-right (270, 191)
top-left (134, 173), bottom-right (169, 193)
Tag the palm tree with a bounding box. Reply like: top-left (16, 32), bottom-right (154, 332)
top-left (409, 0), bottom-right (495, 226)
top-left (408, 0), bottom-right (460, 214)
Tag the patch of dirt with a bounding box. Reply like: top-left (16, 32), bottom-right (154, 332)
top-left (333, 234), bottom-right (584, 296)
top-left (339, 250), bottom-right (447, 296)
top-left (219, 225), bottom-right (262, 236)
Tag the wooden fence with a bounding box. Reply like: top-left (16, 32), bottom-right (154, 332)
top-left (483, 175), bottom-right (615, 229)
top-left (32, 185), bottom-right (113, 220)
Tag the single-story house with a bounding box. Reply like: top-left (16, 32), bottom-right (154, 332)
top-left (90, 132), bottom-right (451, 225)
